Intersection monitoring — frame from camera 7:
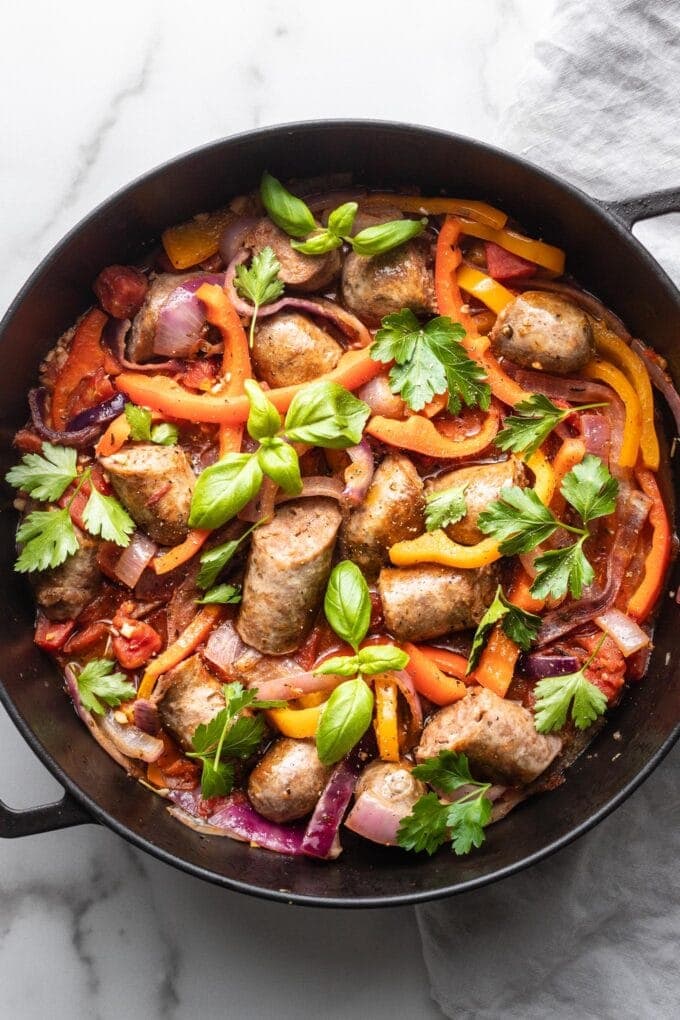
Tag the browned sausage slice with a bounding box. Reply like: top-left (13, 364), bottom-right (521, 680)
top-left (128, 272), bottom-right (211, 363)
top-left (99, 443), bottom-right (195, 546)
top-left (242, 219), bottom-right (341, 292)
top-left (236, 497), bottom-right (342, 654)
top-left (425, 458), bottom-right (527, 546)
top-left (247, 738), bottom-right (332, 822)
top-left (489, 291), bottom-right (593, 374)
top-left (155, 654), bottom-right (225, 751)
top-left (341, 454), bottom-right (425, 579)
top-left (416, 687), bottom-right (562, 785)
top-left (32, 530), bottom-right (100, 620)
top-left (341, 239), bottom-right (435, 326)
top-left (252, 312), bottom-right (342, 388)
top-left (378, 564), bottom-right (498, 642)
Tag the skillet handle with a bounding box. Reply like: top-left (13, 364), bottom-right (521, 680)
top-left (0, 791), bottom-right (92, 837)
top-left (603, 187), bottom-right (680, 230)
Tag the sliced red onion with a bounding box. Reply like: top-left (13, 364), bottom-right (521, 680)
top-left (66, 392), bottom-right (127, 432)
top-left (112, 531), bottom-right (157, 588)
top-left (219, 217), bottom-right (260, 264)
top-left (99, 711), bottom-right (164, 762)
top-left (631, 338), bottom-right (680, 437)
top-left (204, 793), bottom-right (306, 855)
top-left (301, 755), bottom-right (362, 860)
top-left (580, 413), bottom-right (611, 459)
top-left (518, 653), bottom-right (580, 678)
top-left (275, 475), bottom-right (345, 507)
top-left (132, 697), bottom-right (161, 735)
top-left (343, 439), bottom-right (375, 506)
top-left (64, 665), bottom-right (142, 774)
top-left (344, 789), bottom-right (405, 846)
top-left (154, 281), bottom-right (213, 358)
top-left (595, 608), bottom-right (650, 657)
top-left (356, 374), bottom-right (406, 420)
top-left (391, 668), bottom-right (423, 730)
top-left (203, 619), bottom-right (248, 675)
top-left (252, 671), bottom-right (343, 702)
top-left (29, 388), bottom-right (107, 448)
top-left (102, 318), bottom-right (183, 373)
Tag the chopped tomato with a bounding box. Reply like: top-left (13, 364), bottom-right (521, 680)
top-left (484, 241), bottom-right (537, 282)
top-left (34, 615), bottom-right (75, 651)
top-left (63, 622), bottom-right (110, 657)
top-left (65, 368), bottom-right (115, 423)
top-left (294, 627), bottom-right (322, 671)
top-left (574, 633), bottom-right (626, 703)
top-left (59, 464), bottom-right (111, 530)
top-left (14, 428), bottom-right (43, 453)
top-left (178, 358), bottom-right (219, 391)
top-left (112, 604), bottom-right (162, 669)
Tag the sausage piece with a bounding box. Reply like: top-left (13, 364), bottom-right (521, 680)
top-left (425, 458), bottom-right (527, 546)
top-left (127, 272), bottom-right (212, 363)
top-left (489, 291), bottom-right (594, 374)
top-left (341, 454), bottom-right (425, 579)
top-left (247, 738), bottom-right (332, 822)
top-left (341, 238), bottom-right (436, 326)
top-left (416, 687), bottom-right (562, 785)
top-left (345, 761), bottom-right (427, 846)
top-left (241, 218), bottom-right (341, 292)
top-left (252, 312), bottom-right (342, 388)
top-left (378, 564), bottom-right (498, 642)
top-left (32, 530), bottom-right (100, 621)
top-left (236, 498), bottom-right (342, 654)
top-left (99, 443), bottom-right (195, 546)
top-left (155, 654), bottom-right (225, 751)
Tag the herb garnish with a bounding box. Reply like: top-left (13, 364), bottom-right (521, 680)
top-left (495, 394), bottom-right (608, 459)
top-left (424, 484), bottom-right (468, 533)
top-left (533, 634), bottom-right (609, 733)
top-left (233, 246), bottom-right (285, 347)
top-left (467, 585), bottom-right (542, 673)
top-left (124, 403), bottom-right (179, 446)
top-left (73, 658), bottom-right (136, 715)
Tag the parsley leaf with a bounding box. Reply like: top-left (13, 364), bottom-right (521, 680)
top-left (533, 649), bottom-right (608, 733)
top-left (530, 539), bottom-right (595, 601)
top-left (234, 246), bottom-right (285, 347)
top-left (560, 454), bottom-right (619, 525)
top-left (15, 508), bottom-right (79, 573)
top-left (75, 658), bottom-right (136, 715)
top-left (495, 395), bottom-right (607, 459)
top-left (124, 402), bottom-right (152, 441)
top-left (447, 794), bottom-right (493, 855)
top-left (150, 422), bottom-right (179, 446)
top-left (371, 310), bottom-right (490, 414)
top-left (196, 583), bottom-right (242, 605)
top-left (396, 793), bottom-right (451, 855)
top-left (478, 485), bottom-right (559, 555)
top-left (411, 750), bottom-right (476, 793)
top-left (425, 484), bottom-right (468, 532)
top-left (82, 487), bottom-right (135, 547)
top-left (467, 586), bottom-right (541, 672)
top-left (6, 442), bottom-right (78, 501)
top-left (199, 759), bottom-right (235, 800)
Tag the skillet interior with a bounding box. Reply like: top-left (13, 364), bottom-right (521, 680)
top-left (1, 120), bottom-right (679, 907)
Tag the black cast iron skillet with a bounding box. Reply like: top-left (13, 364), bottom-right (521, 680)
top-left (1, 121), bottom-right (680, 907)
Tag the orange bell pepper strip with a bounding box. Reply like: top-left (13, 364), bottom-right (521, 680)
top-left (627, 467), bottom-right (672, 621)
top-left (136, 605), bottom-right (225, 700)
top-left (456, 265), bottom-right (515, 316)
top-left (390, 449), bottom-right (555, 569)
top-left (590, 320), bottom-right (659, 471)
top-left (403, 642), bottom-right (467, 705)
top-left (267, 702), bottom-right (325, 739)
top-left (550, 436), bottom-right (587, 516)
top-left (366, 403), bottom-right (499, 458)
top-left (373, 676), bottom-right (400, 762)
top-left (162, 207), bottom-right (235, 270)
top-left (51, 308), bottom-right (110, 429)
top-left (455, 217), bottom-right (565, 274)
top-left (153, 528), bottom-right (211, 575)
top-left (471, 627), bottom-right (519, 699)
top-left (115, 347), bottom-right (382, 425)
top-left (434, 217), bottom-right (528, 407)
top-left (94, 408), bottom-right (165, 457)
top-left (415, 646), bottom-right (469, 680)
top-left (366, 194), bottom-right (508, 229)
top-left (581, 358), bottom-right (641, 468)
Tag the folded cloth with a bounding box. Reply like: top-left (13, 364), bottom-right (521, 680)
top-left (417, 3), bottom-right (680, 1016)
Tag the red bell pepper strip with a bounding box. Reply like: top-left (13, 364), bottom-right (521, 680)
top-left (51, 309), bottom-right (110, 429)
top-left (403, 642), bottom-right (467, 705)
top-left (627, 467), bottom-right (672, 621)
top-left (366, 403), bottom-right (499, 458)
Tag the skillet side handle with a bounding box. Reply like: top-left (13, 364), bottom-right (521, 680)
top-left (0, 792), bottom-right (92, 837)
top-left (603, 187), bottom-right (680, 230)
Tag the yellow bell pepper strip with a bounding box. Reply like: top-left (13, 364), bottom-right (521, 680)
top-left (51, 308), bottom-right (110, 429)
top-left (403, 642), bottom-right (467, 705)
top-left (153, 528), bottom-right (211, 575)
top-left (581, 358), bottom-right (641, 468)
top-left (434, 217), bottom-right (529, 407)
top-left (137, 605), bottom-right (225, 700)
top-left (267, 702), bottom-right (325, 739)
top-left (455, 217), bottom-right (565, 275)
top-left (374, 676), bottom-right (400, 762)
top-left (115, 347), bottom-right (382, 425)
top-left (627, 467), bottom-right (672, 622)
top-left (162, 207), bottom-right (235, 270)
top-left (366, 403), bottom-right (499, 458)
top-left (590, 320), bottom-right (659, 470)
top-left (366, 194), bottom-right (507, 228)
top-left (390, 449), bottom-right (555, 569)
top-left (456, 265), bottom-right (515, 316)
top-left (416, 646), bottom-right (469, 680)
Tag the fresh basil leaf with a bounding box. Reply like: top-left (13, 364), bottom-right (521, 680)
top-left (15, 507), bottom-right (80, 573)
top-left (315, 678), bottom-right (374, 766)
top-left (313, 654), bottom-right (360, 678)
top-left (196, 523), bottom-right (259, 591)
top-left (75, 658), bottom-right (136, 716)
top-left (189, 453), bottom-right (263, 530)
top-left (291, 229), bottom-right (343, 255)
top-left (350, 217), bottom-right (426, 256)
top-left (260, 172), bottom-right (317, 238)
top-left (324, 560), bottom-right (371, 651)
top-left (6, 442), bottom-right (78, 502)
top-left (284, 380), bottom-right (370, 448)
top-left (124, 402), bottom-right (152, 441)
top-left (425, 485), bottom-right (468, 532)
top-left (82, 487), bottom-right (134, 547)
top-left (244, 379), bottom-right (282, 441)
top-left (257, 438), bottom-right (302, 494)
top-left (328, 201), bottom-right (358, 238)
top-left (561, 454), bottom-right (618, 525)
top-left (150, 422), bottom-right (179, 446)
top-left (356, 644), bottom-right (409, 675)
top-left (196, 583), bottom-right (242, 605)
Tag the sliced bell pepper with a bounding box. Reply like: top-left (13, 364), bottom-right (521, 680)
top-left (403, 642), bottom-right (467, 705)
top-left (137, 605), bottom-right (225, 699)
top-left (627, 467), bottom-right (672, 621)
top-left (457, 217), bottom-right (565, 274)
top-left (456, 264), bottom-right (515, 316)
top-left (366, 194), bottom-right (507, 228)
top-left (549, 436), bottom-right (586, 516)
top-left (471, 626), bottom-right (518, 698)
top-left (415, 646), bottom-right (469, 680)
top-left (267, 702), bottom-right (325, 739)
top-left (590, 320), bottom-right (659, 470)
top-left (389, 449), bottom-right (555, 569)
top-left (115, 347), bottom-right (382, 425)
top-left (366, 403), bottom-right (499, 458)
top-left (94, 408), bottom-right (164, 457)
top-left (153, 528), bottom-right (211, 575)
top-left (162, 207), bottom-right (235, 270)
top-left (51, 308), bottom-right (110, 429)
top-left (197, 283), bottom-right (251, 458)
top-left (374, 676), bottom-right (400, 762)
top-left (581, 358), bottom-right (641, 468)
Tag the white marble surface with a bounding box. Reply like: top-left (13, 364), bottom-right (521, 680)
top-left (7, 0), bottom-right (673, 1016)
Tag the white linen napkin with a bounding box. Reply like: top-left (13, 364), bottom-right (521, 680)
top-left (417, 4), bottom-right (680, 1016)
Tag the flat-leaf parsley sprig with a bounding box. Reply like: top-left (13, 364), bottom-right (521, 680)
top-left (233, 246), bottom-right (285, 347)
top-left (495, 393), bottom-right (608, 459)
top-left (533, 634), bottom-right (609, 733)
